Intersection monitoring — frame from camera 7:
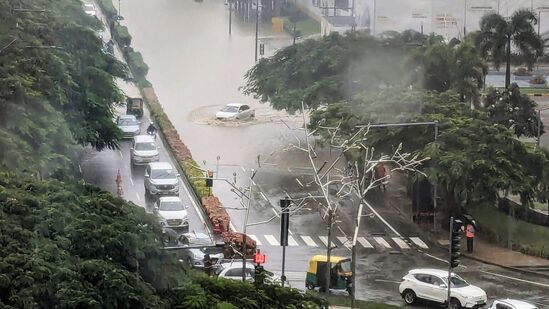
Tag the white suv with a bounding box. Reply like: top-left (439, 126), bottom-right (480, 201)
top-left (489, 299), bottom-right (538, 309)
top-left (131, 135), bottom-right (159, 166)
top-left (399, 269), bottom-right (487, 309)
top-left (144, 162), bottom-right (180, 196)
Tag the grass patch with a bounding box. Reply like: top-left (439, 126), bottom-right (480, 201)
top-left (533, 201), bottom-right (548, 212)
top-left (282, 17), bottom-right (320, 38)
top-left (469, 203), bottom-right (549, 259)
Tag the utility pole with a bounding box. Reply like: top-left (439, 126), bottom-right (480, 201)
top-left (229, 0), bottom-right (232, 35)
top-left (463, 0), bottom-right (467, 37)
top-left (446, 217), bottom-right (454, 309)
top-left (372, 0), bottom-right (377, 36)
top-left (242, 169), bottom-right (255, 282)
top-left (254, 0), bottom-right (259, 62)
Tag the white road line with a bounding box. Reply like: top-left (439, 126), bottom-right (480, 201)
top-left (374, 237), bottom-right (392, 249)
top-left (249, 234), bottom-right (262, 246)
top-left (287, 235), bottom-right (299, 246)
top-left (240, 166), bottom-right (246, 172)
top-left (271, 207), bottom-right (280, 218)
top-left (479, 270), bottom-right (549, 288)
top-left (260, 192), bottom-right (268, 201)
top-left (410, 237), bottom-right (429, 249)
top-left (301, 235), bottom-right (318, 247)
top-left (361, 198), bottom-right (401, 237)
top-left (374, 279), bottom-right (402, 284)
top-left (357, 237), bottom-right (373, 248)
top-left (392, 237), bottom-right (411, 249)
top-left (337, 236), bottom-right (351, 248)
top-left (229, 221), bottom-right (237, 232)
top-left (129, 176), bottom-right (134, 186)
top-left (118, 150), bottom-right (123, 159)
top-left (319, 236), bottom-right (328, 247)
top-left (78, 164), bottom-right (82, 174)
top-left (264, 234), bottom-right (280, 246)
top-left (136, 193), bottom-right (141, 201)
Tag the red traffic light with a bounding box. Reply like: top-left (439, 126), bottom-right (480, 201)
top-left (253, 250), bottom-right (266, 265)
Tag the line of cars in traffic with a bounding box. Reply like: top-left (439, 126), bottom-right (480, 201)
top-left (399, 268), bottom-right (539, 309)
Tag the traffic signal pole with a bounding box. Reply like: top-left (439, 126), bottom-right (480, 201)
top-left (447, 217), bottom-right (454, 308)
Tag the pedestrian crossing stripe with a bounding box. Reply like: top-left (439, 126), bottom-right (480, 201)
top-left (374, 237), bottom-right (392, 249)
top-left (357, 237), bottom-right (373, 248)
top-left (249, 234), bottom-right (262, 246)
top-left (249, 234), bottom-right (428, 250)
top-left (264, 234), bottom-right (280, 246)
top-left (300, 235), bottom-right (318, 247)
top-left (287, 235), bottom-right (299, 246)
top-left (337, 236), bottom-right (351, 248)
top-left (410, 237), bottom-right (429, 249)
top-left (392, 237), bottom-right (410, 249)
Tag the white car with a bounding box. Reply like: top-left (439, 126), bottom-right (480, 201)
top-left (215, 103), bottom-right (255, 120)
top-left (399, 269), bottom-right (487, 309)
top-left (83, 3), bottom-right (96, 16)
top-left (144, 162), bottom-right (180, 196)
top-left (214, 261), bottom-right (288, 286)
top-left (131, 135), bottom-right (159, 165)
top-left (489, 299), bottom-right (538, 309)
top-left (117, 115), bottom-right (141, 139)
top-left (154, 196), bottom-right (188, 230)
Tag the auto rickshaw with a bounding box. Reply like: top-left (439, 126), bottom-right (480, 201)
top-left (305, 255), bottom-right (352, 294)
top-left (126, 96), bottom-right (144, 118)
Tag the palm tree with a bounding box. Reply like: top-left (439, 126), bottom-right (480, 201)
top-left (476, 9), bottom-right (544, 88)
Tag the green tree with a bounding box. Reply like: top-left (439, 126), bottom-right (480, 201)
top-left (475, 9), bottom-right (545, 88)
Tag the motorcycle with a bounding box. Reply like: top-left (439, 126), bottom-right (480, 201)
top-left (147, 129), bottom-right (157, 140)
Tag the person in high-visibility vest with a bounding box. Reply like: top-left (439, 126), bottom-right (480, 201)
top-left (465, 223), bottom-right (475, 253)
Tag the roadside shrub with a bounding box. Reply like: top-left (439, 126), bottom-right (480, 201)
top-left (182, 159), bottom-right (209, 200)
top-left (113, 24), bottom-right (132, 46)
top-left (96, 0), bottom-right (117, 20)
top-left (125, 47), bottom-right (151, 87)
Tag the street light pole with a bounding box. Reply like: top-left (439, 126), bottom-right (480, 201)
top-left (254, 0), bottom-right (259, 62)
top-left (463, 0), bottom-right (467, 37)
top-left (372, 0), bottom-right (377, 36)
top-left (229, 0), bottom-right (232, 35)
top-left (242, 169), bottom-right (255, 282)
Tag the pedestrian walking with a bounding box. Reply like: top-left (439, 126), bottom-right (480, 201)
top-left (204, 253), bottom-right (212, 276)
top-left (465, 222), bottom-right (475, 253)
top-left (374, 162), bottom-right (387, 192)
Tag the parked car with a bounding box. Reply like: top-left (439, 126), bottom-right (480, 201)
top-left (399, 269), bottom-right (487, 309)
top-left (214, 261), bottom-right (288, 286)
top-left (131, 135), bottom-right (159, 166)
top-left (154, 196), bottom-right (188, 230)
top-left (489, 299), bottom-right (538, 309)
top-left (215, 103), bottom-right (255, 120)
top-left (83, 3), bottom-right (96, 16)
top-left (117, 115), bottom-right (141, 139)
top-left (144, 162), bottom-right (180, 196)
top-left (175, 232), bottom-right (224, 268)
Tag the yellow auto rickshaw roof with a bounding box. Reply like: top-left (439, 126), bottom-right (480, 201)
top-left (309, 255), bottom-right (348, 263)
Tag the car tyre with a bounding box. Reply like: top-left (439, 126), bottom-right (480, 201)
top-left (449, 298), bottom-right (462, 309)
top-left (305, 281), bottom-right (315, 290)
top-left (402, 289), bottom-right (416, 305)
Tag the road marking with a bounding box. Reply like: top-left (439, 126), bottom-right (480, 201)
top-left (264, 234), bottom-right (280, 246)
top-left (410, 237), bottom-right (429, 249)
top-left (229, 221), bottom-right (236, 232)
top-left (301, 235), bottom-right (318, 247)
top-left (319, 236), bottom-right (328, 247)
top-left (479, 270), bottom-right (549, 288)
top-left (129, 176), bottom-right (134, 186)
top-left (361, 198), bottom-right (401, 237)
top-left (374, 279), bottom-right (402, 284)
top-left (118, 150), bottom-right (123, 159)
top-left (392, 237), bottom-right (411, 249)
top-left (240, 166), bottom-right (246, 172)
top-left (374, 237), bottom-right (392, 249)
top-left (136, 193), bottom-right (141, 201)
top-left (270, 207), bottom-right (280, 218)
top-left (357, 237), bottom-right (373, 248)
top-left (249, 234), bottom-right (262, 245)
top-left (260, 192), bottom-right (268, 201)
top-left (337, 236), bottom-right (351, 248)
top-left (287, 235), bottom-right (299, 246)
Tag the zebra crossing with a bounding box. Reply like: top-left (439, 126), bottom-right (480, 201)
top-left (247, 234), bottom-right (430, 251)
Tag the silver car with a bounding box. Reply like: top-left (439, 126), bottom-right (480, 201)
top-left (131, 135), bottom-right (159, 166)
top-left (154, 196), bottom-right (188, 230)
top-left (144, 162), bottom-right (180, 196)
top-left (215, 103), bottom-right (255, 120)
top-left (175, 232), bottom-right (224, 268)
top-left (117, 115), bottom-right (140, 139)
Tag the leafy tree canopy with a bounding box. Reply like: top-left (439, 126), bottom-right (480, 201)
top-left (0, 0), bottom-right (128, 175)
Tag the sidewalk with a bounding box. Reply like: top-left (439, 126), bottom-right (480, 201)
top-left (461, 237), bottom-right (549, 268)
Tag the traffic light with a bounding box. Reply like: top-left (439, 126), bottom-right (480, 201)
top-left (450, 219), bottom-right (463, 268)
top-left (280, 198), bottom-right (291, 246)
top-left (254, 265), bottom-right (265, 285)
top-left (259, 43), bottom-right (265, 56)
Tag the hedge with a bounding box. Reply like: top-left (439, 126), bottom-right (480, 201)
top-left (113, 24), bottom-right (132, 47)
top-left (96, 0), bottom-right (117, 21)
top-left (125, 47), bottom-right (151, 88)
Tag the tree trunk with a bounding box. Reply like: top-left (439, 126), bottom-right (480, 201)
top-left (505, 35), bottom-right (511, 89)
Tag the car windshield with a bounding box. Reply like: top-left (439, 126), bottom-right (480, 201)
top-left (151, 168), bottom-right (176, 179)
top-left (221, 106), bottom-right (239, 113)
top-left (135, 142), bottom-right (156, 151)
top-left (159, 201), bottom-right (185, 211)
top-left (118, 118), bottom-right (137, 126)
top-left (339, 260), bottom-right (351, 272)
top-left (448, 275), bottom-right (469, 288)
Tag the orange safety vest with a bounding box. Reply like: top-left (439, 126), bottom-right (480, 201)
top-left (466, 224), bottom-right (475, 238)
